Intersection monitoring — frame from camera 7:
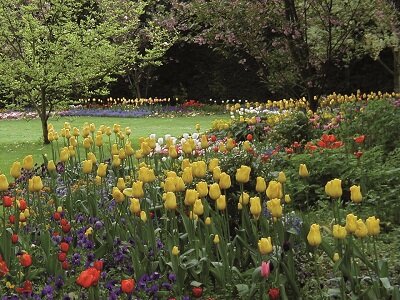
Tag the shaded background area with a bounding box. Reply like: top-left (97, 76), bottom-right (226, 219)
top-left (109, 43), bottom-right (394, 101)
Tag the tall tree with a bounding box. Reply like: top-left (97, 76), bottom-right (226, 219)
top-left (0, 0), bottom-right (146, 143)
top-left (175, 0), bottom-right (398, 110)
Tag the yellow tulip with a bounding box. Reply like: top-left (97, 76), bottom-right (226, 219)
top-left (192, 161), bottom-right (207, 178)
top-left (366, 216), bottom-right (380, 236)
top-left (112, 187), bottom-right (125, 203)
top-left (219, 172), bottom-right (231, 189)
top-left (23, 155), bottom-right (33, 170)
top-left (196, 181), bottom-right (208, 198)
top-left (95, 176), bottom-right (102, 185)
top-left (216, 195), bottom-right (226, 210)
top-left (83, 138), bottom-right (91, 150)
top-left (325, 179), bottom-right (342, 198)
top-left (299, 164), bottom-right (309, 178)
top-left (135, 150), bottom-right (143, 159)
top-left (97, 163), bottom-right (108, 177)
top-left (235, 165), bottom-right (251, 183)
top-left (193, 199), bottom-right (204, 216)
top-left (184, 189), bottom-right (198, 206)
top-left (181, 159), bottom-right (191, 171)
top-left (140, 142), bottom-right (151, 156)
top-left (205, 217), bottom-right (211, 225)
top-left (213, 234), bottom-right (220, 244)
top-left (266, 181), bottom-right (283, 199)
top-left (239, 192), bottom-right (250, 205)
top-left (164, 192), bottom-right (177, 210)
top-left (258, 237), bottom-right (273, 255)
top-left (117, 178), bottom-right (126, 191)
top-left (307, 224), bottom-right (322, 246)
top-left (250, 196), bottom-right (262, 219)
top-left (333, 253), bottom-right (340, 262)
top-left (182, 141), bottom-right (192, 154)
top-left (138, 167), bottom-right (156, 183)
top-left (354, 219), bottom-right (368, 238)
top-left (243, 141), bottom-right (251, 151)
top-left (47, 160), bottom-right (56, 172)
top-left (73, 127), bottom-right (80, 136)
top-left (266, 198), bottom-right (283, 218)
top-left (68, 145), bottom-right (76, 157)
top-left (112, 155), bottom-right (121, 167)
top-left (119, 148), bottom-right (126, 160)
top-left (175, 177), bottom-right (186, 192)
top-left (172, 246), bottom-right (180, 256)
top-left (209, 183), bottom-right (221, 200)
top-left (284, 194), bottom-right (291, 204)
top-left (212, 166), bottom-right (221, 181)
top-left (201, 135), bottom-right (208, 149)
top-left (182, 167), bottom-right (193, 184)
top-left (255, 177), bottom-right (266, 193)
top-left (129, 198), bottom-right (141, 214)
top-left (277, 171), bottom-right (286, 184)
top-left (166, 171), bottom-right (177, 178)
top-left (87, 152), bottom-right (97, 164)
top-left (345, 214), bottom-right (357, 233)
top-left (168, 145), bottom-right (178, 159)
top-left (60, 148), bottom-right (69, 162)
top-left (0, 174), bottom-right (9, 191)
top-left (82, 160), bottom-right (93, 174)
top-left (350, 185), bottom-right (362, 203)
top-left (9, 161), bottom-right (21, 179)
top-left (226, 138), bottom-right (235, 150)
top-left (125, 143), bottom-right (134, 156)
top-left (140, 211), bottom-right (147, 222)
top-left (164, 177), bottom-right (176, 192)
top-left (69, 136), bottom-right (77, 147)
top-left (332, 224), bottom-right (347, 239)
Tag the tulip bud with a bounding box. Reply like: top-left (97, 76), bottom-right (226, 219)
top-left (112, 187), bottom-right (125, 203)
top-left (350, 185), bottom-right (362, 203)
top-left (284, 194), bottom-right (291, 204)
top-left (250, 196), bottom-right (262, 219)
top-left (23, 155), bottom-right (34, 170)
top-left (216, 195), bottom-right (226, 210)
top-left (184, 189), bottom-right (198, 206)
top-left (0, 174), bottom-right (9, 191)
top-left (129, 198), bottom-right (141, 214)
top-left (182, 167), bottom-right (193, 184)
top-left (10, 161), bottom-right (22, 179)
top-left (140, 211), bottom-right (147, 222)
top-left (236, 165), bottom-right (251, 183)
top-left (172, 246), bottom-right (180, 256)
top-left (219, 172), bottom-right (231, 190)
top-left (333, 253), bottom-right (340, 262)
top-left (209, 183), bottom-right (221, 200)
top-left (239, 192), bottom-right (250, 205)
top-left (277, 171), bottom-right (286, 183)
top-left (193, 199), bottom-right (204, 216)
top-left (354, 219), bottom-right (368, 238)
top-left (47, 160), bottom-right (56, 172)
top-left (366, 216), bottom-right (380, 236)
top-left (345, 214), bottom-right (357, 233)
top-left (213, 234), bottom-right (220, 244)
top-left (82, 160), bottom-right (93, 174)
top-left (196, 181), bottom-right (208, 198)
top-left (299, 164), bottom-right (309, 178)
top-left (205, 217), bottom-right (211, 225)
top-left (97, 163), bottom-right (108, 177)
top-left (332, 224), bottom-right (347, 239)
top-left (164, 192), bottom-right (177, 210)
top-left (307, 224), bottom-right (322, 246)
top-left (258, 237), bottom-right (273, 255)
top-left (255, 177), bottom-right (266, 193)
top-left (212, 166), bottom-right (221, 181)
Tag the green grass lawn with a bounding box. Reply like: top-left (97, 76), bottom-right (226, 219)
top-left (0, 114), bottom-right (228, 178)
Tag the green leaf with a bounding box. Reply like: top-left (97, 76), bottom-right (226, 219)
top-left (235, 284), bottom-right (249, 297)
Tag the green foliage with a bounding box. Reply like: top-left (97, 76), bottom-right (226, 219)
top-left (269, 111), bottom-right (317, 147)
top-left (338, 99), bottom-right (400, 154)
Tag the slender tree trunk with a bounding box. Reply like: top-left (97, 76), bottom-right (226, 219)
top-left (40, 88), bottom-right (50, 144)
top-left (394, 48), bottom-right (400, 92)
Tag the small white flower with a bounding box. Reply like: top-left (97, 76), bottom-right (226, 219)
top-left (150, 133), bottom-right (156, 139)
top-left (162, 157), bottom-right (167, 162)
top-left (158, 137), bottom-right (164, 145)
top-left (192, 133), bottom-right (199, 140)
top-left (183, 133), bottom-right (189, 139)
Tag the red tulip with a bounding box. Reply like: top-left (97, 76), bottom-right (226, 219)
top-left (9, 215), bottom-right (15, 224)
top-left (121, 278), bottom-right (135, 294)
top-left (58, 252), bottom-right (67, 262)
top-left (0, 255), bottom-right (9, 276)
top-left (60, 218), bottom-right (68, 226)
top-left (16, 280), bottom-right (33, 294)
top-left (76, 267), bottom-right (101, 288)
top-left (93, 260), bottom-right (104, 271)
top-left (192, 286), bottom-right (203, 298)
top-left (268, 287), bottom-right (280, 300)
top-left (62, 261), bottom-right (70, 270)
top-left (53, 212), bottom-right (61, 220)
top-left (19, 199), bottom-right (27, 210)
top-left (11, 234), bottom-right (18, 244)
top-left (211, 135), bottom-right (217, 142)
top-left (19, 253), bottom-right (32, 267)
top-left (3, 196), bottom-right (13, 207)
top-left (62, 224), bottom-right (71, 233)
top-left (354, 151), bottom-right (363, 159)
top-left (354, 135), bottom-right (365, 144)
top-left (60, 242), bottom-right (69, 253)
top-left (246, 134), bottom-right (253, 141)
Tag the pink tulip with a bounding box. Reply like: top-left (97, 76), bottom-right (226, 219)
top-left (261, 261), bottom-right (270, 278)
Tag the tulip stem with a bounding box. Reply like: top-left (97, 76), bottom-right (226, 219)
top-left (313, 251), bottom-right (323, 300)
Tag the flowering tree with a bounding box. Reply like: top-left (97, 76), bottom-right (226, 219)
top-left (0, 0), bottom-right (146, 143)
top-left (174, 0), bottom-right (398, 110)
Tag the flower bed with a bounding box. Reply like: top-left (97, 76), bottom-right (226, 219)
top-left (0, 93), bottom-right (399, 299)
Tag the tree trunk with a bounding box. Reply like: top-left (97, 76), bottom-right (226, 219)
top-left (40, 87), bottom-right (50, 144)
top-left (394, 48), bottom-right (400, 92)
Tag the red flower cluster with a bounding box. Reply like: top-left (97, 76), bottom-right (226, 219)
top-left (316, 134), bottom-right (343, 149)
top-left (268, 287), bottom-right (280, 300)
top-left (182, 100), bottom-right (204, 107)
top-left (354, 135), bottom-right (365, 144)
top-left (192, 286), bottom-right (203, 298)
top-left (2, 195), bottom-right (13, 207)
top-left (76, 267), bottom-right (101, 288)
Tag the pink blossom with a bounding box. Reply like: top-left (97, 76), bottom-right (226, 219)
top-left (261, 261), bottom-right (270, 278)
